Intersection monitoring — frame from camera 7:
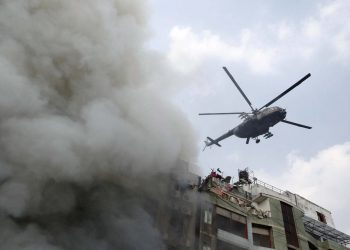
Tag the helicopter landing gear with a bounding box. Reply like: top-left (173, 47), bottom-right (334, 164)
top-left (253, 137), bottom-right (260, 143)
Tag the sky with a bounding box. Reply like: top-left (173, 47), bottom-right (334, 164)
top-left (148, 0), bottom-right (350, 234)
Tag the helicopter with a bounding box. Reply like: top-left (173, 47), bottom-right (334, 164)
top-left (200, 66), bottom-right (312, 149)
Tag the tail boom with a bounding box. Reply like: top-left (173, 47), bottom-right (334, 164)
top-left (203, 129), bottom-right (235, 150)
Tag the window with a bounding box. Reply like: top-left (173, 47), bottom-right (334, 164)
top-left (201, 235), bottom-right (212, 250)
top-left (317, 211), bottom-right (327, 224)
top-left (204, 210), bottom-right (212, 224)
top-left (203, 209), bottom-right (213, 233)
top-left (252, 224), bottom-right (274, 248)
top-left (216, 207), bottom-right (247, 238)
top-left (202, 234), bottom-right (211, 247)
top-left (280, 202), bottom-right (299, 248)
top-left (217, 240), bottom-right (248, 250)
top-left (308, 241), bottom-right (318, 250)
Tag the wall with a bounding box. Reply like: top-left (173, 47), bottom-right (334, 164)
top-left (250, 183), bottom-right (336, 228)
top-left (199, 183), bottom-right (349, 250)
top-left (295, 194), bottom-right (335, 227)
top-left (250, 184), bottom-right (296, 205)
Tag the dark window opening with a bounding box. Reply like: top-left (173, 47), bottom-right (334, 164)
top-left (202, 234), bottom-right (211, 247)
top-left (252, 224), bottom-right (274, 248)
top-left (317, 211), bottom-right (327, 224)
top-left (308, 241), bottom-right (318, 250)
top-left (217, 240), bottom-right (247, 250)
top-left (203, 222), bottom-right (212, 234)
top-left (216, 215), bottom-right (247, 238)
top-left (281, 202), bottom-right (299, 248)
top-left (215, 207), bottom-right (247, 239)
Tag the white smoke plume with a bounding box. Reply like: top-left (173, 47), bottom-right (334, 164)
top-left (0, 0), bottom-right (197, 249)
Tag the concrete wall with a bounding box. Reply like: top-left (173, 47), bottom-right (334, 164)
top-left (250, 184), bottom-right (296, 205)
top-left (260, 198), bottom-right (289, 250)
top-left (250, 183), bottom-right (336, 228)
top-left (293, 205), bottom-right (310, 250)
top-left (258, 198), bottom-right (271, 212)
top-left (251, 196), bottom-right (347, 250)
top-left (199, 185), bottom-right (349, 250)
top-left (295, 194), bottom-right (335, 227)
top-left (217, 229), bottom-right (249, 249)
top-left (321, 239), bottom-right (349, 250)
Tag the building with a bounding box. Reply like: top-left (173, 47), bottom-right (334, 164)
top-left (196, 168), bottom-right (350, 250)
top-left (155, 160), bottom-right (201, 250)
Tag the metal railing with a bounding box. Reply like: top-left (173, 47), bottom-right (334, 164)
top-left (253, 177), bottom-right (285, 194)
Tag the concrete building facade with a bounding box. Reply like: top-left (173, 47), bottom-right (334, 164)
top-left (156, 163), bottom-right (349, 250)
top-left (195, 169), bottom-right (350, 250)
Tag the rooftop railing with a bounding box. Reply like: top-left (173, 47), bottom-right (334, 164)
top-left (253, 177), bottom-right (285, 195)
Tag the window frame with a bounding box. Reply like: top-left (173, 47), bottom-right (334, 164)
top-left (252, 223), bottom-right (274, 248)
top-left (215, 206), bottom-right (248, 239)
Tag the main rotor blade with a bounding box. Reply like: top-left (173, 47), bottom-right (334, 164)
top-left (223, 66), bottom-right (255, 112)
top-left (281, 120), bottom-right (312, 129)
top-left (199, 112), bottom-right (249, 115)
top-left (259, 73), bottom-right (311, 110)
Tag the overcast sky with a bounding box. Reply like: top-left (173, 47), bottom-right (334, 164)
top-left (148, 0), bottom-right (350, 234)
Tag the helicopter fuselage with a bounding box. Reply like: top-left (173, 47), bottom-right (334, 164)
top-left (200, 67), bottom-right (311, 148)
top-left (233, 106), bottom-right (286, 138)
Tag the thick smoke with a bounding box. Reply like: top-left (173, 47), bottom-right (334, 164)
top-left (0, 0), bottom-right (197, 249)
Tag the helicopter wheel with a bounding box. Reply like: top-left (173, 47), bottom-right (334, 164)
top-left (256, 139), bottom-right (260, 143)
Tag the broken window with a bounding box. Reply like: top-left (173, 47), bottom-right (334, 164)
top-left (215, 206), bottom-right (247, 238)
top-left (252, 224), bottom-right (274, 248)
top-left (317, 211), bottom-right (327, 224)
top-left (281, 202), bottom-right (299, 248)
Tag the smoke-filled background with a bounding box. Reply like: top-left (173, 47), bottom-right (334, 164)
top-left (0, 0), bottom-right (197, 249)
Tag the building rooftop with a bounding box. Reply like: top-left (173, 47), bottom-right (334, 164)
top-left (199, 168), bottom-right (350, 247)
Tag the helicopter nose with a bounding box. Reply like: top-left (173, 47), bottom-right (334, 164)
top-left (280, 109), bottom-right (287, 118)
